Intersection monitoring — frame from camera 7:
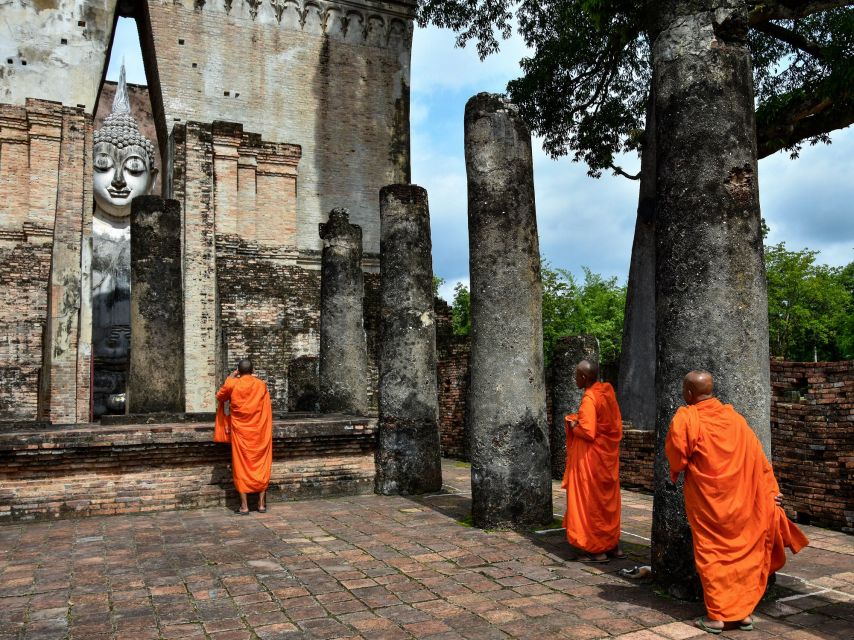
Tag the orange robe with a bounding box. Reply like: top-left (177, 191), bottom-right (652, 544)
top-left (215, 375), bottom-right (273, 494)
top-left (562, 381), bottom-right (623, 554)
top-left (665, 398), bottom-right (809, 621)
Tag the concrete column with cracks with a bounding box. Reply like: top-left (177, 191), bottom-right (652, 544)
top-left (128, 196), bottom-right (185, 414)
top-left (550, 335), bottom-right (600, 480)
top-left (375, 184), bottom-right (442, 495)
top-left (464, 92), bottom-right (552, 529)
top-left (319, 208), bottom-right (368, 415)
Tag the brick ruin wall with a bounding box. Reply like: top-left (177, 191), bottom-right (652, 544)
top-left (0, 100), bottom-right (93, 424)
top-left (770, 360), bottom-right (853, 531)
top-left (432, 334), bottom-right (854, 531)
top-left (0, 420), bottom-right (377, 523)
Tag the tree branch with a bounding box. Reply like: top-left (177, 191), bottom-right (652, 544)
top-left (610, 164), bottom-right (641, 180)
top-left (749, 1), bottom-right (854, 26)
top-left (753, 21), bottom-right (826, 58)
top-left (757, 96), bottom-right (854, 158)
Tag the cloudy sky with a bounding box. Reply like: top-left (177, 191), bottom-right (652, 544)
top-left (108, 18), bottom-right (853, 302)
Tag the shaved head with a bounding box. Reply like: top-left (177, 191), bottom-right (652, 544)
top-left (683, 370), bottom-right (714, 404)
top-left (237, 358), bottom-right (254, 375)
top-left (574, 359), bottom-right (599, 389)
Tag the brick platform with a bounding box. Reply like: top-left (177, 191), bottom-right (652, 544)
top-left (0, 415), bottom-right (376, 523)
top-left (0, 459), bottom-right (851, 640)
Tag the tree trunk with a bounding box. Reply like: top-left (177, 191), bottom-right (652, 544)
top-left (617, 89), bottom-right (656, 432)
top-left (650, 2), bottom-right (771, 598)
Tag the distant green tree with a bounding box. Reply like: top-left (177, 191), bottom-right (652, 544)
top-left (765, 242), bottom-right (851, 360)
top-left (449, 265), bottom-right (626, 365)
top-left (541, 265), bottom-right (626, 366)
top-left (433, 275), bottom-right (446, 297)
top-left (451, 282), bottom-right (472, 336)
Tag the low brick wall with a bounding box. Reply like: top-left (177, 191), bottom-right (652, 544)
top-left (0, 415), bottom-right (376, 523)
top-left (771, 360), bottom-right (853, 532)
top-left (620, 428), bottom-right (655, 491)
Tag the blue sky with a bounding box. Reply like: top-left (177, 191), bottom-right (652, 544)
top-left (108, 18), bottom-right (854, 303)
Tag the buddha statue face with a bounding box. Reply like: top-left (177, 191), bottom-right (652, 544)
top-left (93, 142), bottom-right (157, 218)
top-left (92, 64), bottom-right (157, 219)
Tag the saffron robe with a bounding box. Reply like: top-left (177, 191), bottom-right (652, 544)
top-left (215, 375), bottom-right (273, 494)
top-left (666, 398), bottom-right (808, 621)
top-left (562, 381), bottom-right (623, 554)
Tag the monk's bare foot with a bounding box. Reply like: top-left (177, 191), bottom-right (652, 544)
top-left (738, 616), bottom-right (754, 630)
top-left (258, 491), bottom-right (267, 513)
top-left (579, 553), bottom-right (609, 563)
top-left (606, 546), bottom-right (627, 559)
top-left (695, 617), bottom-right (724, 634)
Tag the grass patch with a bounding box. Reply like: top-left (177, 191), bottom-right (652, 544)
top-left (453, 460), bottom-right (471, 468)
top-left (457, 514), bottom-right (474, 527)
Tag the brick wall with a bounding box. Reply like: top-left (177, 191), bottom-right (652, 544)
top-left (770, 360), bottom-right (853, 531)
top-left (147, 0), bottom-right (414, 254)
top-left (0, 99), bottom-right (93, 423)
top-left (0, 417), bottom-right (377, 523)
top-left (620, 428), bottom-right (655, 491)
top-left (435, 298), bottom-right (469, 459)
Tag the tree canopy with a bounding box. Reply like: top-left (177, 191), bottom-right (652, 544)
top-left (417, 1), bottom-right (854, 178)
top-left (765, 243), bottom-right (853, 360)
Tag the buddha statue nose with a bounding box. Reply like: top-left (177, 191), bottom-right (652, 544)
top-left (111, 170), bottom-right (127, 189)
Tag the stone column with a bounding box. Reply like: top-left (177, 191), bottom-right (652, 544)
top-left (617, 89), bottom-right (656, 432)
top-left (128, 196), bottom-right (185, 414)
top-left (375, 184), bottom-right (442, 495)
top-left (550, 336), bottom-right (599, 480)
top-left (650, 4), bottom-right (770, 598)
top-left (464, 93), bottom-right (552, 529)
top-left (319, 208), bottom-right (368, 415)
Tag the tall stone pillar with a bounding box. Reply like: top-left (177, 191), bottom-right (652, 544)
top-left (375, 185), bottom-right (442, 495)
top-left (464, 93), bottom-right (552, 529)
top-left (550, 336), bottom-right (599, 480)
top-left (650, 4), bottom-right (770, 598)
top-left (128, 196), bottom-right (185, 414)
top-left (319, 208), bottom-right (368, 415)
top-left (617, 90), bottom-right (657, 432)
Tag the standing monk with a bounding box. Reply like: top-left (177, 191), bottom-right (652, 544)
top-left (563, 360), bottom-right (624, 562)
top-left (666, 371), bottom-right (809, 633)
top-left (215, 359), bottom-right (273, 515)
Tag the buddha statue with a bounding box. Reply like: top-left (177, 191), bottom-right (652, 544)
top-left (91, 64), bottom-right (158, 416)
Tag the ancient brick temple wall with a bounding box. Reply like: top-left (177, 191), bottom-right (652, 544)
top-left (619, 429), bottom-right (655, 491)
top-left (435, 298), bottom-right (469, 459)
top-left (770, 360), bottom-right (853, 531)
top-left (147, 0), bottom-right (415, 256)
top-left (0, 418), bottom-right (377, 522)
top-left (171, 120), bottom-right (381, 414)
top-left (0, 99), bottom-right (93, 424)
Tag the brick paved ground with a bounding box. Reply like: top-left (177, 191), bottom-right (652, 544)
top-left (1, 459), bottom-right (851, 640)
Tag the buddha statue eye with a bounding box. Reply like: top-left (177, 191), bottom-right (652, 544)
top-left (124, 156), bottom-right (146, 175)
top-left (94, 153), bottom-right (114, 171)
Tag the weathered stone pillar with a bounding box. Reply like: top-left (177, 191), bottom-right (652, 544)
top-left (650, 4), bottom-right (770, 598)
top-left (375, 185), bottom-right (442, 495)
top-left (550, 336), bottom-right (599, 480)
top-left (464, 93), bottom-right (552, 529)
top-left (128, 196), bottom-right (185, 414)
top-left (617, 89), bottom-right (656, 432)
top-left (319, 208), bottom-right (368, 415)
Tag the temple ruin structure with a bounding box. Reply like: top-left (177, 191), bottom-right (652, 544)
top-left (0, 0), bottom-right (416, 422)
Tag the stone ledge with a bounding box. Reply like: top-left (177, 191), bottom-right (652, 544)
top-left (0, 414), bottom-right (378, 523)
top-left (0, 413), bottom-right (376, 450)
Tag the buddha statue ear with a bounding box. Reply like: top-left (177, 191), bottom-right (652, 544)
top-left (150, 166), bottom-right (159, 182)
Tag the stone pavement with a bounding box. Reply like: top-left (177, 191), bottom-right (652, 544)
top-left (0, 459), bottom-right (851, 640)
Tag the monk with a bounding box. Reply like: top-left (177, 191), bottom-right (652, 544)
top-left (215, 358), bottom-right (273, 515)
top-left (563, 360), bottom-right (624, 562)
top-left (666, 371), bottom-right (809, 633)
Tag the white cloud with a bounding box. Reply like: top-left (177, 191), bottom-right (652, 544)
top-left (437, 277), bottom-right (469, 304)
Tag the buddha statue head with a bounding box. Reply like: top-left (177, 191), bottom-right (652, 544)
top-left (93, 64), bottom-right (157, 218)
